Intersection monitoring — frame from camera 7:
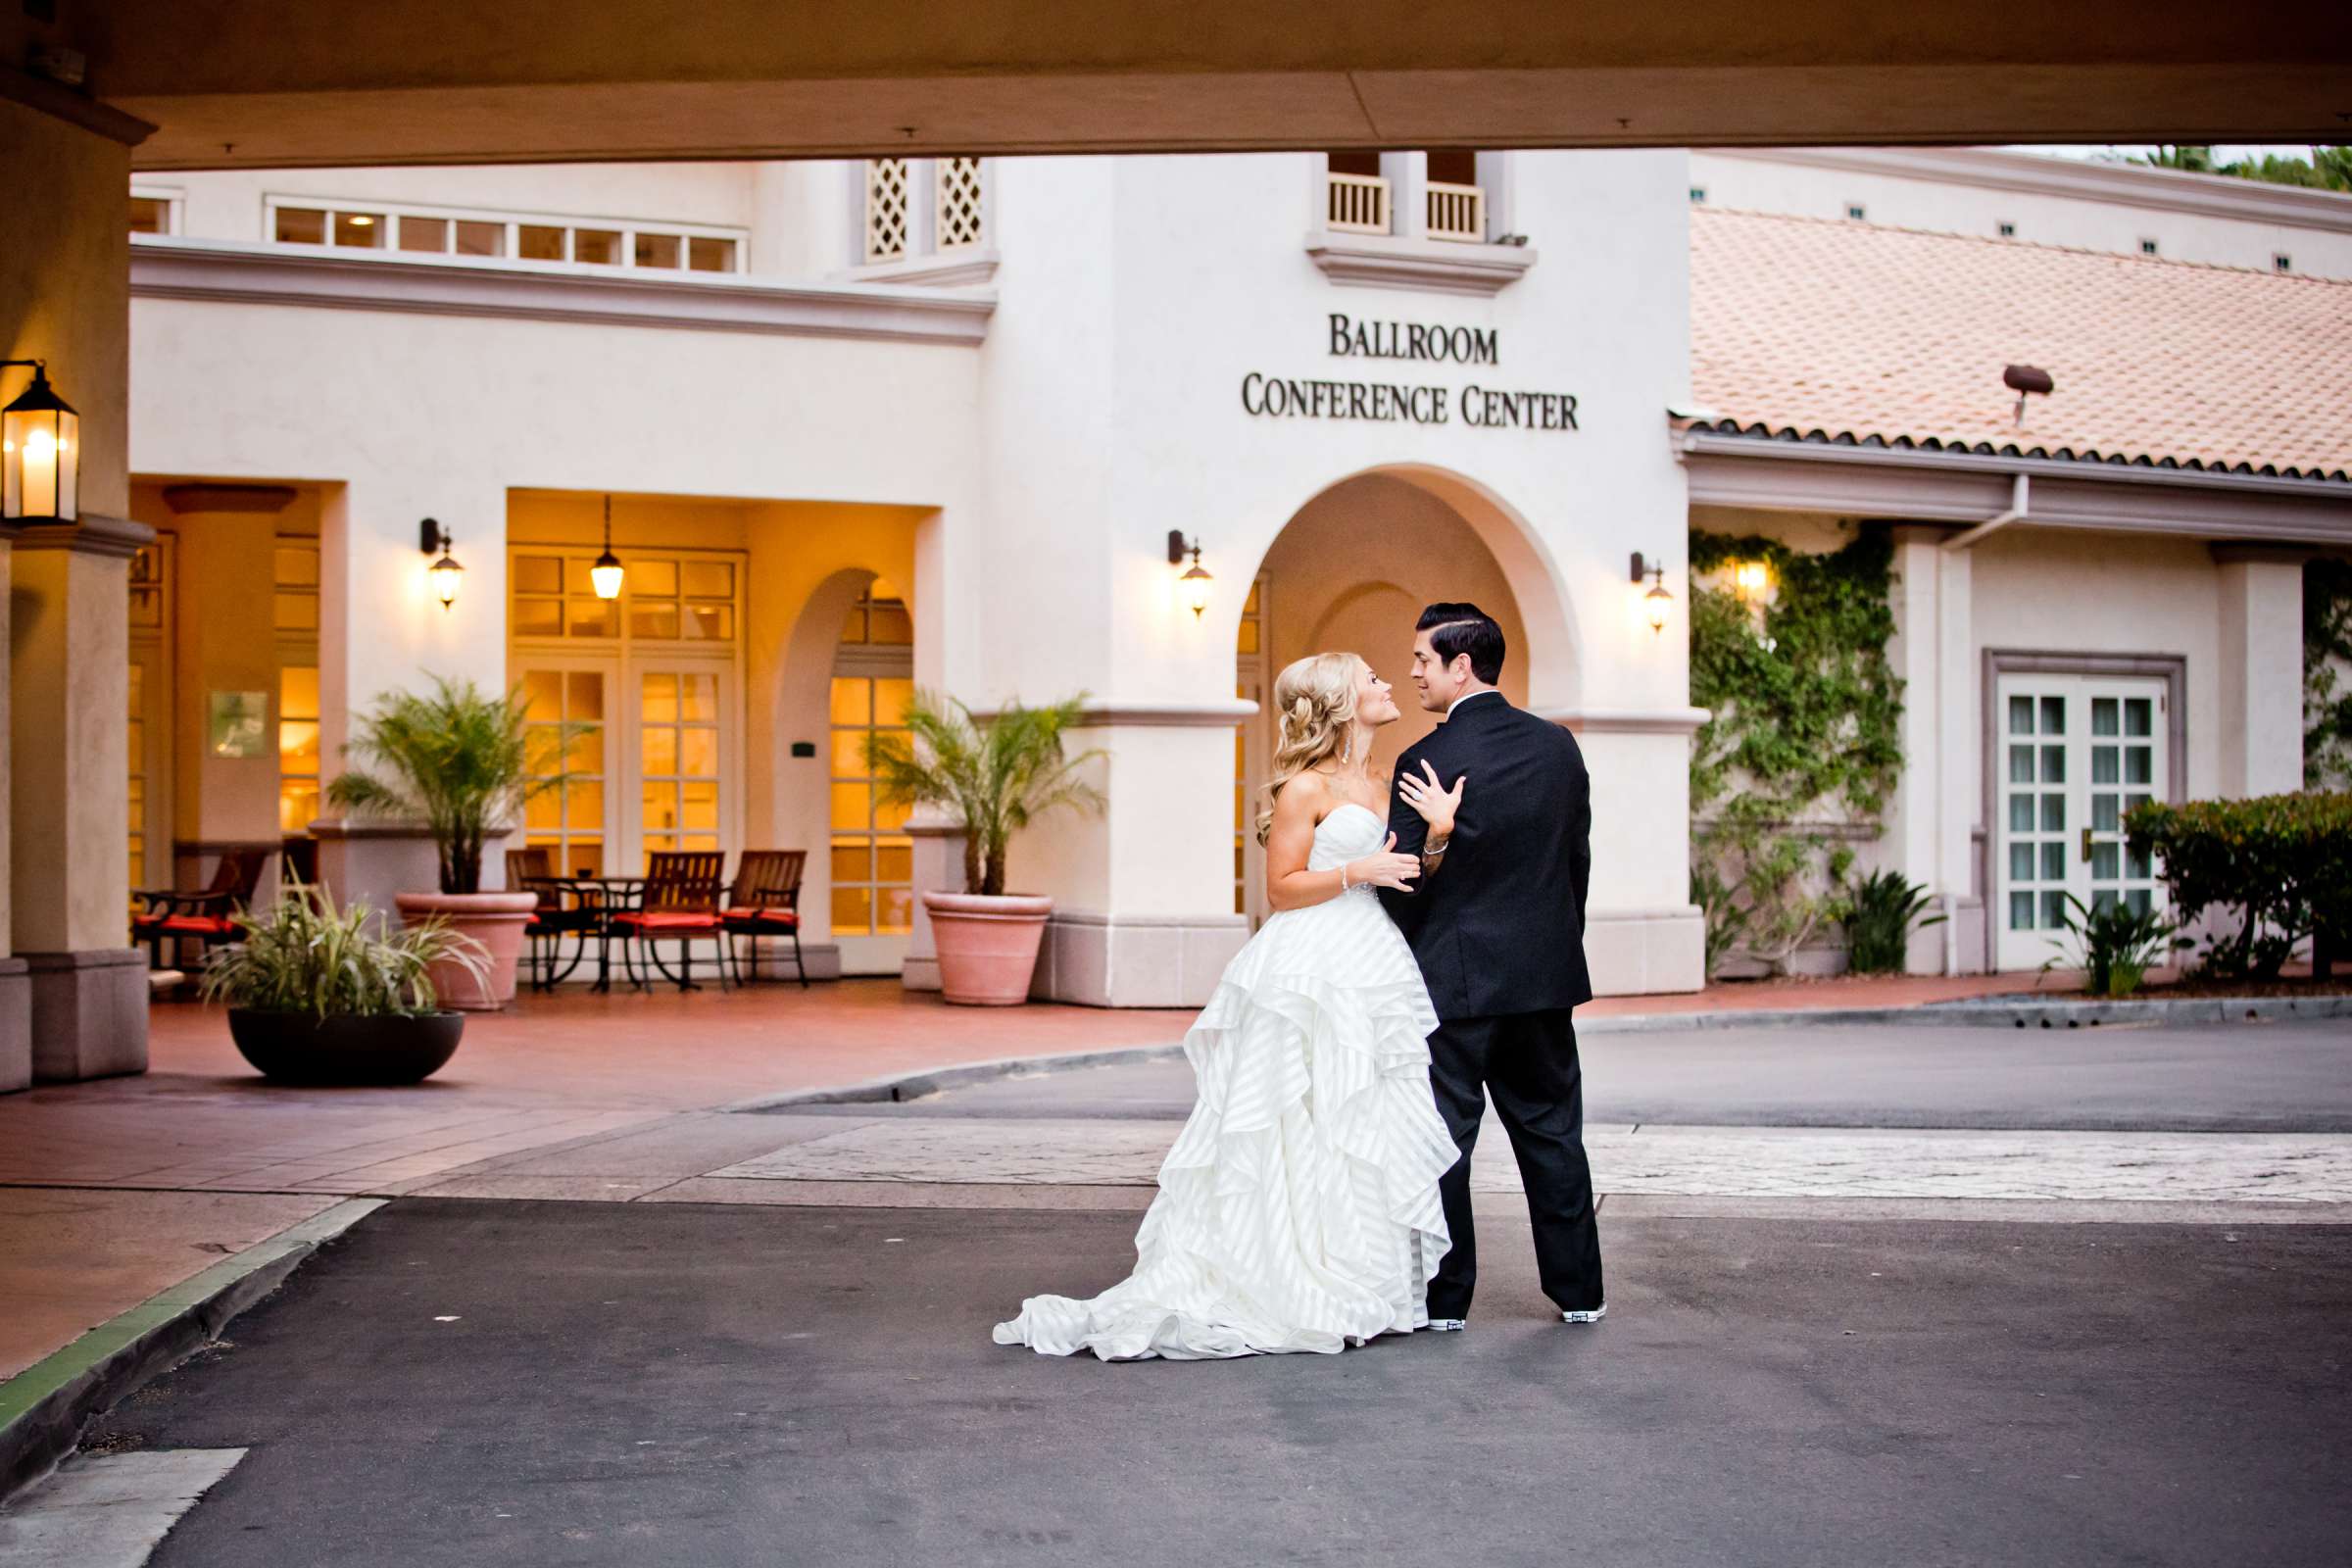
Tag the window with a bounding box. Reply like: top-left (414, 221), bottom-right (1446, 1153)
top-left (128, 193), bottom-right (175, 235)
top-left (1689, 187), bottom-right (1707, 205)
top-left (831, 582), bottom-right (915, 936)
top-left (639, 671), bottom-right (722, 862)
top-left (278, 666), bottom-right (320, 835)
top-left (1425, 149), bottom-right (1484, 242)
top-left (1235, 577), bottom-right (1268, 917)
top-left (2140, 237), bottom-right (2159, 256)
top-left (270, 197), bottom-right (741, 274)
top-left (272, 543), bottom-right (318, 631)
top-left (625, 557), bottom-right (737, 643)
top-left (521, 669), bottom-right (608, 877)
top-left (2275, 253), bottom-right (2293, 272)
top-left (1325, 152), bottom-right (1390, 234)
top-left (865, 159), bottom-right (910, 262)
top-left (127, 660), bottom-right (147, 892)
top-left (127, 541), bottom-right (167, 630)
top-left (1844, 203), bottom-right (1867, 220)
top-left (1997, 220), bottom-right (2017, 238)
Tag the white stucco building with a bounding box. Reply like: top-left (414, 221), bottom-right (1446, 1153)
top-left (111, 146), bottom-right (2352, 1006)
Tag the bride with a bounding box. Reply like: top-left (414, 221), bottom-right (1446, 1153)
top-left (993, 652), bottom-right (1465, 1359)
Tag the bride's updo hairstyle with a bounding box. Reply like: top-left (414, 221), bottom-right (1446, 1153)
top-left (1255, 651), bottom-right (1366, 846)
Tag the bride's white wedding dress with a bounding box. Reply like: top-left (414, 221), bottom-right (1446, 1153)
top-left (993, 803), bottom-right (1458, 1359)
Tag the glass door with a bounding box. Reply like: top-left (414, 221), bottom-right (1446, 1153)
top-left (630, 662), bottom-right (729, 868)
top-left (519, 662), bottom-right (612, 878)
top-left (1993, 673), bottom-right (2169, 971)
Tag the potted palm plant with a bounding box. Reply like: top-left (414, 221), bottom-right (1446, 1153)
top-left (866, 693), bottom-right (1104, 1004)
top-left (328, 674), bottom-right (586, 1009)
top-left (201, 883), bottom-right (489, 1085)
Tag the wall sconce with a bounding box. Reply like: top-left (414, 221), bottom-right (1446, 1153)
top-left (590, 494), bottom-right (624, 600)
top-left (1, 360), bottom-right (79, 522)
top-left (1732, 560), bottom-right (1771, 603)
top-left (1630, 551), bottom-right (1673, 635)
top-left (1168, 530), bottom-right (1212, 617)
top-left (420, 517), bottom-right (464, 611)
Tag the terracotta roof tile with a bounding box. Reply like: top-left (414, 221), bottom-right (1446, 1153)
top-left (1689, 208), bottom-right (2352, 483)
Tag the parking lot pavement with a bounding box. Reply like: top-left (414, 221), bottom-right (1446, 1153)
top-left (56, 1199), bottom-right (2352, 1568)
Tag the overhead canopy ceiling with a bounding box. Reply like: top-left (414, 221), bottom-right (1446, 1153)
top-left (11, 0), bottom-right (2349, 168)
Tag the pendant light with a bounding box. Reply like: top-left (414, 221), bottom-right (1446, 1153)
top-left (590, 494), bottom-right (624, 600)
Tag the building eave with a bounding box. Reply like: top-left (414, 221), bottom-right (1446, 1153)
top-left (128, 235), bottom-right (996, 346)
top-left (1678, 428), bottom-right (2352, 545)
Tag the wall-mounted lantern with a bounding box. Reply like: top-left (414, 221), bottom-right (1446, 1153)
top-left (1168, 530), bottom-right (1212, 618)
top-left (1, 360), bottom-right (79, 522)
top-left (1630, 551), bottom-right (1673, 635)
top-left (1732, 560), bottom-right (1771, 602)
top-left (590, 494), bottom-right (625, 600)
top-left (420, 517), bottom-right (464, 611)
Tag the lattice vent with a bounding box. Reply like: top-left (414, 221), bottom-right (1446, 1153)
top-left (864, 159), bottom-right (909, 262)
top-left (936, 157), bottom-right (985, 249)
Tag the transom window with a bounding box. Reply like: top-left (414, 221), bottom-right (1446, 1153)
top-left (510, 551), bottom-right (740, 644)
top-left (831, 582), bottom-right (915, 936)
top-left (267, 198), bottom-right (744, 274)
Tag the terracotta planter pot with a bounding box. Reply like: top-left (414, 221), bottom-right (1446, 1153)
top-left (227, 1008), bottom-right (465, 1086)
top-left (394, 891), bottom-right (539, 1010)
top-left (922, 891), bottom-right (1054, 1005)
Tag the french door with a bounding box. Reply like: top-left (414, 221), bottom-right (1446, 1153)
top-left (515, 655), bottom-right (735, 878)
top-left (1991, 672), bottom-right (2169, 972)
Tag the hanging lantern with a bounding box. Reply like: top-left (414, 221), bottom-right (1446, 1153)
top-left (1631, 551), bottom-right (1673, 636)
top-left (590, 494), bottom-right (624, 600)
top-left (2, 361), bottom-right (79, 522)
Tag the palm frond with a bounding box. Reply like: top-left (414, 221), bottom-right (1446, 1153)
top-left (862, 689), bottom-right (1104, 894)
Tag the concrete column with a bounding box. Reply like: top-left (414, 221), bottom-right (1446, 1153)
top-left (163, 484), bottom-right (298, 897)
top-left (1380, 151), bottom-right (1428, 240)
top-left (3, 94), bottom-right (150, 1085)
top-left (1882, 525), bottom-right (1962, 972)
top-left (13, 516), bottom-right (153, 1080)
top-left (0, 536), bottom-right (22, 1090)
top-left (2213, 545), bottom-right (2307, 799)
top-left (1025, 714), bottom-right (1249, 1008)
top-left (1934, 541), bottom-right (1986, 972)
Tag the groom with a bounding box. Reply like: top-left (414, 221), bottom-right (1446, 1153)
top-left (1378, 603), bottom-right (1604, 1328)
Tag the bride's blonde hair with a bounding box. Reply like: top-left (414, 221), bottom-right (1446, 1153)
top-left (1255, 651), bottom-right (1367, 846)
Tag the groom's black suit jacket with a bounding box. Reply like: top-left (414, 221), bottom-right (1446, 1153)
top-left (1377, 691), bottom-right (1593, 1020)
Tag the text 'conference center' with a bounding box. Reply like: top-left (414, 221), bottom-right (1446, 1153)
top-left (119, 146), bottom-right (2351, 1002)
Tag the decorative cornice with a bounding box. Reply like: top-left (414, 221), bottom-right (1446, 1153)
top-left (968, 699), bottom-right (1261, 727)
top-left (163, 483), bottom-right (299, 515)
top-left (1541, 706), bottom-right (1711, 737)
top-left (0, 65), bottom-right (156, 147)
top-left (8, 514), bottom-right (153, 559)
top-left (839, 248), bottom-right (1002, 288)
top-left (1702, 147), bottom-right (2352, 235)
top-left (1303, 230), bottom-right (1536, 297)
top-left (129, 237), bottom-right (996, 346)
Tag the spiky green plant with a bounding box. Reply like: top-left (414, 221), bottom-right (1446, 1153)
top-left (199, 883), bottom-right (488, 1017)
top-left (1842, 868), bottom-right (1947, 975)
top-left (863, 692), bottom-right (1105, 896)
top-left (326, 674), bottom-right (589, 894)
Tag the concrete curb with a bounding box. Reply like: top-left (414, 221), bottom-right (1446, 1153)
top-left (0, 1198), bottom-right (384, 1503)
top-left (726, 1044), bottom-right (1191, 1112)
top-left (727, 992), bottom-right (2352, 1111)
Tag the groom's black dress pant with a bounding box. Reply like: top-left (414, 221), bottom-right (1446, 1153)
top-left (1425, 1008), bottom-right (1603, 1319)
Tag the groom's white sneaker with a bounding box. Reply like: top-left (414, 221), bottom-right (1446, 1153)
top-left (1426, 1318), bottom-right (1468, 1333)
top-left (1560, 1303), bottom-right (1607, 1325)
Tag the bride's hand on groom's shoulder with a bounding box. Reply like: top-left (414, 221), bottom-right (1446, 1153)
top-left (1396, 760), bottom-right (1464, 838)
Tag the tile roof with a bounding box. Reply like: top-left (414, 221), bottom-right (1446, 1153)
top-left (1688, 207), bottom-right (2352, 484)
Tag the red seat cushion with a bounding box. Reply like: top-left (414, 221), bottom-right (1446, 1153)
top-left (722, 907), bottom-right (800, 928)
top-left (160, 914), bottom-right (238, 937)
top-left (612, 910), bottom-right (719, 932)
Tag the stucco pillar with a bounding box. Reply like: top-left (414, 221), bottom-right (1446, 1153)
top-left (13, 518), bottom-right (153, 1080)
top-left (2213, 545), bottom-right (2307, 799)
top-left (1025, 711), bottom-right (1250, 1008)
top-left (1380, 151), bottom-right (1429, 240)
top-left (899, 806), bottom-right (965, 993)
top-left (3, 94), bottom-right (151, 1085)
top-left (0, 536), bottom-right (21, 1090)
top-left (164, 484), bottom-right (298, 898)
top-left (1935, 540), bottom-right (1986, 972)
top-left (1882, 525), bottom-right (1969, 972)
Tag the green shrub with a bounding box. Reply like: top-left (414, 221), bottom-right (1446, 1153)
top-left (1842, 869), bottom-right (1946, 975)
top-left (2126, 793), bottom-right (2352, 980)
top-left (2039, 893), bottom-right (2183, 998)
top-left (199, 883), bottom-right (488, 1017)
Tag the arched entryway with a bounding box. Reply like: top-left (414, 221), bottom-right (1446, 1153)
top-left (1234, 466), bottom-right (1575, 925)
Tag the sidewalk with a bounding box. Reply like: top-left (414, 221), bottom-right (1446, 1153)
top-left (0, 970), bottom-right (2058, 1385)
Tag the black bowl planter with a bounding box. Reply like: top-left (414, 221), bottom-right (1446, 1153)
top-left (226, 1009), bottom-right (466, 1086)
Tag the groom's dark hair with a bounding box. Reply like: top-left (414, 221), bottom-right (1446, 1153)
top-left (1417, 603), bottom-right (1505, 684)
